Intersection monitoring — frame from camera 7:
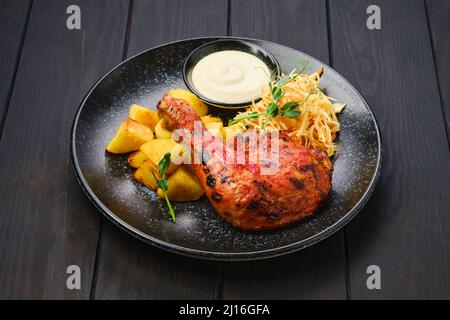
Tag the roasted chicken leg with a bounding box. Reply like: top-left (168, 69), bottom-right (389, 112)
top-left (158, 94), bottom-right (333, 230)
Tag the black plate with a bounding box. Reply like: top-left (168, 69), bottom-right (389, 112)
top-left (71, 37), bottom-right (381, 260)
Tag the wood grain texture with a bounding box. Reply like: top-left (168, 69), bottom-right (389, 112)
top-left (329, 0), bottom-right (450, 299)
top-left (127, 0), bottom-right (228, 56)
top-left (426, 0), bottom-right (450, 140)
top-left (222, 236), bottom-right (346, 299)
top-left (230, 0), bottom-right (330, 61)
top-left (0, 0), bottom-right (31, 135)
top-left (93, 0), bottom-right (227, 300)
top-left (222, 0), bottom-right (347, 299)
top-left (95, 222), bottom-right (223, 299)
top-left (0, 0), bottom-right (128, 299)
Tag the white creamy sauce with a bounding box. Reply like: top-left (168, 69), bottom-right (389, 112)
top-left (191, 50), bottom-right (270, 104)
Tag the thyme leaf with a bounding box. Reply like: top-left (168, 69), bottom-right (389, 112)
top-left (152, 152), bottom-right (176, 222)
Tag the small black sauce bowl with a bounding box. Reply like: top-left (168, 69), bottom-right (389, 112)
top-left (183, 39), bottom-right (280, 109)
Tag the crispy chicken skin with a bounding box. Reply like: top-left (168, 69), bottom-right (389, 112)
top-left (158, 94), bottom-right (333, 230)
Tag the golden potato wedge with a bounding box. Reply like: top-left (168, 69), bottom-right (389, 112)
top-left (128, 104), bottom-right (159, 129)
top-left (157, 166), bottom-right (204, 201)
top-left (201, 115), bottom-right (222, 124)
top-left (127, 151), bottom-right (148, 168)
top-left (154, 119), bottom-right (173, 139)
top-left (223, 124), bottom-right (245, 141)
top-left (204, 121), bottom-right (224, 140)
top-left (106, 118), bottom-right (153, 154)
top-left (168, 88), bottom-right (208, 116)
top-left (140, 139), bottom-right (181, 175)
top-left (133, 160), bottom-right (159, 190)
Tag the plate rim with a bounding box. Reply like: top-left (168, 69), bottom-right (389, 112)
top-left (70, 36), bottom-right (382, 261)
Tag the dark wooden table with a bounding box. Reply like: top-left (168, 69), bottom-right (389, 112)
top-left (0, 0), bottom-right (449, 300)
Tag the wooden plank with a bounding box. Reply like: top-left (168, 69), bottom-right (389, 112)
top-left (426, 0), bottom-right (450, 139)
top-left (0, 0), bottom-right (129, 299)
top-left (329, 0), bottom-right (450, 299)
top-left (229, 0), bottom-right (330, 61)
top-left (0, 0), bottom-right (31, 135)
top-left (95, 222), bottom-right (223, 299)
top-left (93, 0), bottom-right (227, 299)
top-left (126, 0), bottom-right (228, 56)
top-left (222, 237), bottom-right (347, 299)
top-left (222, 0), bottom-right (347, 299)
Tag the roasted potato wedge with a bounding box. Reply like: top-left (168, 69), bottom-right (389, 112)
top-left (133, 160), bottom-right (159, 190)
top-left (127, 151), bottom-right (148, 168)
top-left (223, 124), bottom-right (245, 141)
top-left (201, 115), bottom-right (222, 124)
top-left (168, 88), bottom-right (208, 116)
top-left (128, 104), bottom-right (159, 129)
top-left (106, 118), bottom-right (153, 154)
top-left (154, 119), bottom-right (173, 139)
top-left (157, 166), bottom-right (204, 201)
top-left (140, 139), bottom-right (181, 175)
top-left (204, 121), bottom-right (224, 140)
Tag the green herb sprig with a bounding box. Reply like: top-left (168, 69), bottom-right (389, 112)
top-left (151, 152), bottom-right (176, 222)
top-left (262, 60), bottom-right (314, 128)
top-left (228, 111), bottom-right (265, 126)
top-left (230, 60), bottom-right (314, 129)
